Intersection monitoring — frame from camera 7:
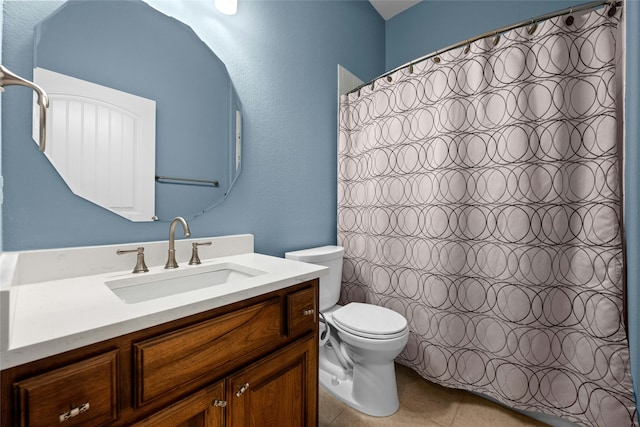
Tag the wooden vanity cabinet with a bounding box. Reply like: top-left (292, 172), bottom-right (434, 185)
top-left (1, 279), bottom-right (319, 427)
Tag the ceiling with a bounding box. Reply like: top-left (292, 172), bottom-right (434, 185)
top-left (369, 0), bottom-right (421, 20)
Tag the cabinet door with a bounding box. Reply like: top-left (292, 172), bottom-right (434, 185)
top-left (226, 336), bottom-right (317, 427)
top-left (133, 381), bottom-right (225, 427)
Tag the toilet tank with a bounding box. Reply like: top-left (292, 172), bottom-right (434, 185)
top-left (285, 246), bottom-right (344, 311)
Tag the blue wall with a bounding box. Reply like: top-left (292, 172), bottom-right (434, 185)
top-left (386, 0), bottom-right (575, 70)
top-left (1, 0), bottom-right (385, 256)
top-left (386, 0), bottom-right (640, 410)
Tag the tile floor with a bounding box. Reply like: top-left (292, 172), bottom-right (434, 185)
top-left (319, 363), bottom-right (549, 427)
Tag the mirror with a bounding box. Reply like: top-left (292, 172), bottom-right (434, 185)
top-left (33, 0), bottom-right (242, 221)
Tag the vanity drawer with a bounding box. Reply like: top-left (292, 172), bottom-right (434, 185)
top-left (134, 297), bottom-right (282, 407)
top-left (287, 287), bottom-right (317, 337)
top-left (13, 350), bottom-right (118, 427)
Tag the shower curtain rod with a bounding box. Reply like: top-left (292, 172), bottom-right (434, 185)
top-left (347, 0), bottom-right (621, 95)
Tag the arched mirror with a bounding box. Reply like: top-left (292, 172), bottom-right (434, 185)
top-left (33, 0), bottom-right (242, 221)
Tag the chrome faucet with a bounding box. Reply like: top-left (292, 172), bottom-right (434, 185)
top-left (165, 216), bottom-right (191, 269)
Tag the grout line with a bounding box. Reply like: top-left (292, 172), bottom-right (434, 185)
top-left (448, 401), bottom-right (462, 427)
top-left (326, 407), bottom-right (345, 426)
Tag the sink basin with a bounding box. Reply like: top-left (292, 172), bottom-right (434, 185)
top-left (106, 262), bottom-right (266, 304)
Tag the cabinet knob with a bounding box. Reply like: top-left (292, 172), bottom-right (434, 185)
top-left (236, 382), bottom-right (250, 397)
top-left (302, 309), bottom-right (315, 316)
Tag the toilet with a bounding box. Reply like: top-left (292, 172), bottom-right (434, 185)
top-left (285, 245), bottom-right (409, 417)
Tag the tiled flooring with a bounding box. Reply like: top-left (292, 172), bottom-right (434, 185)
top-left (319, 363), bottom-right (549, 427)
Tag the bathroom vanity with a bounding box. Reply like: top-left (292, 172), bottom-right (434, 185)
top-left (0, 235), bottom-right (326, 426)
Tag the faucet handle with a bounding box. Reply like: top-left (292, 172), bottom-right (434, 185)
top-left (117, 247), bottom-right (149, 273)
top-left (189, 241), bottom-right (212, 265)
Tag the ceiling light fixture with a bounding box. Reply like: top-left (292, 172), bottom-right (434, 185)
top-left (215, 0), bottom-right (237, 15)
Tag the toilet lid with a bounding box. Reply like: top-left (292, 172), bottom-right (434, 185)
top-left (331, 303), bottom-right (408, 339)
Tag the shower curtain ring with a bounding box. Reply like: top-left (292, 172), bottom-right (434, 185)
top-left (492, 31), bottom-right (500, 46)
top-left (565, 7), bottom-right (574, 26)
top-left (608, 1), bottom-right (617, 17)
top-left (463, 40), bottom-right (471, 54)
top-left (528, 19), bottom-right (538, 35)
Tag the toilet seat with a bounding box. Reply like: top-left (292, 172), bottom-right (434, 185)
top-left (331, 303), bottom-right (408, 340)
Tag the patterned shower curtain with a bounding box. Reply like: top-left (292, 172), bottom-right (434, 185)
top-left (337, 8), bottom-right (636, 427)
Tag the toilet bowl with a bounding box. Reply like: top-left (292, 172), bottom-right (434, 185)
top-left (285, 246), bottom-right (409, 417)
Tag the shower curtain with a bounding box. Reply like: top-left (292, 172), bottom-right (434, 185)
top-left (337, 8), bottom-right (636, 427)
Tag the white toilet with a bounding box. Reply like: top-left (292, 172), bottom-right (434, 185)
top-left (285, 245), bottom-right (409, 417)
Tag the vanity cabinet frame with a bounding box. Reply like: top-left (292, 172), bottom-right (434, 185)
top-left (0, 279), bottom-right (319, 427)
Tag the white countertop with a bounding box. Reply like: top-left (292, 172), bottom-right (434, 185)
top-left (0, 235), bottom-right (327, 369)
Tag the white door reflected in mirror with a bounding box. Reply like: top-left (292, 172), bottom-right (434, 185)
top-left (33, 67), bottom-right (156, 222)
